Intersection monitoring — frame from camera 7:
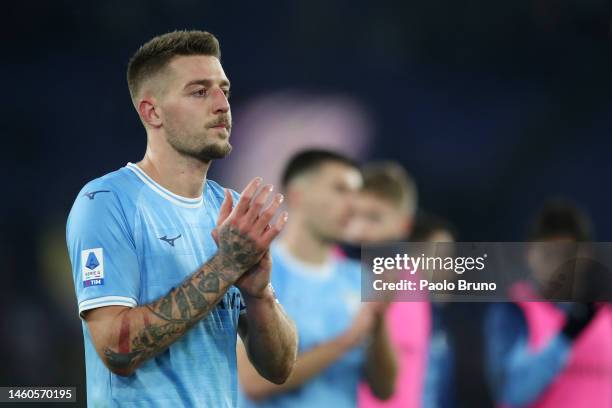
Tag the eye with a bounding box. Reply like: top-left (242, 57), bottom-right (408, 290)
top-left (193, 88), bottom-right (207, 97)
top-left (223, 89), bottom-right (231, 99)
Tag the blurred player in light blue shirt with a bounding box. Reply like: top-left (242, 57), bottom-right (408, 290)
top-left (238, 150), bottom-right (398, 408)
top-left (66, 31), bottom-right (297, 407)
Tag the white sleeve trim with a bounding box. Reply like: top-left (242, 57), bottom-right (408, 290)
top-left (78, 295), bottom-right (138, 319)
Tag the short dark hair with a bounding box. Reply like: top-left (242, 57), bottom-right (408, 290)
top-left (529, 199), bottom-right (593, 242)
top-left (281, 149), bottom-right (359, 189)
top-left (410, 212), bottom-right (457, 242)
top-left (127, 30), bottom-right (221, 100)
top-left (361, 161), bottom-right (417, 215)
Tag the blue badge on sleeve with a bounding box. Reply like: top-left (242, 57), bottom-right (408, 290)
top-left (81, 248), bottom-right (105, 287)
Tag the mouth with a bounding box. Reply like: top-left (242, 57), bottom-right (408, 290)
top-left (209, 123), bottom-right (230, 139)
top-left (209, 122), bottom-right (230, 130)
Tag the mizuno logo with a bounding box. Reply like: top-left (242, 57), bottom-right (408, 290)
top-left (83, 190), bottom-right (111, 200)
top-left (159, 234), bottom-right (182, 247)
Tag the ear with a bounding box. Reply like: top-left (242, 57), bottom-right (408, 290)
top-left (137, 97), bottom-right (162, 128)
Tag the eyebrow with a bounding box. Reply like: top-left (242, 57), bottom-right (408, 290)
top-left (184, 79), bottom-right (231, 89)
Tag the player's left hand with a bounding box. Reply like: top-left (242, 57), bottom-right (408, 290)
top-left (211, 187), bottom-right (283, 298)
top-left (235, 250), bottom-right (273, 299)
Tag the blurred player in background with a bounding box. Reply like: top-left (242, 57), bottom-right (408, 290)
top-left (66, 31), bottom-right (297, 407)
top-left (238, 149), bottom-right (397, 407)
top-left (485, 200), bottom-right (612, 407)
top-left (347, 161), bottom-right (459, 408)
top-left (348, 161), bottom-right (420, 408)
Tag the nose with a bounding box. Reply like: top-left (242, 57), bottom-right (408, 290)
top-left (211, 88), bottom-right (230, 114)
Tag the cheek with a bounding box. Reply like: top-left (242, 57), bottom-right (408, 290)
top-left (370, 222), bottom-right (391, 240)
top-left (164, 100), bottom-right (201, 126)
top-left (389, 218), bottom-right (406, 235)
top-left (314, 193), bottom-right (334, 212)
top-left (160, 102), bottom-right (184, 130)
top-left (332, 200), bottom-right (351, 220)
top-left (361, 217), bottom-right (380, 232)
top-left (318, 203), bottom-right (343, 227)
top-left (320, 202), bottom-right (340, 223)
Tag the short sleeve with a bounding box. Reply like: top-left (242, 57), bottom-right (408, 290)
top-left (66, 186), bottom-right (140, 318)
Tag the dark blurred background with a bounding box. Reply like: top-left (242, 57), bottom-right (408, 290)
top-left (1, 1), bottom-right (611, 406)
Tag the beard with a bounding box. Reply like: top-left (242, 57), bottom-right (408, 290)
top-left (166, 127), bottom-right (232, 163)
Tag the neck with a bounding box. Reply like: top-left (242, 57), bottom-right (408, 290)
top-left (138, 135), bottom-right (211, 198)
top-left (281, 214), bottom-right (333, 265)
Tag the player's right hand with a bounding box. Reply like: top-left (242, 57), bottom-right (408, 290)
top-left (213, 177), bottom-right (288, 275)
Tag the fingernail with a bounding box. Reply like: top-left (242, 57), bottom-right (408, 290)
top-left (278, 194), bottom-right (284, 203)
top-left (255, 177), bottom-right (262, 185)
top-left (283, 212), bottom-right (289, 221)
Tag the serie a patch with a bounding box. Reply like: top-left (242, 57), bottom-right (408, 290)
top-left (81, 248), bottom-right (105, 287)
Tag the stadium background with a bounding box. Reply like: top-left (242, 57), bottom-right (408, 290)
top-left (1, 1), bottom-right (611, 406)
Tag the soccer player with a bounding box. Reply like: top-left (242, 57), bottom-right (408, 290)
top-left (347, 162), bottom-right (420, 408)
top-left (485, 200), bottom-right (612, 407)
top-left (347, 161), bottom-right (466, 408)
top-left (238, 150), bottom-right (398, 407)
top-left (347, 163), bottom-right (449, 408)
top-left (66, 31), bottom-right (297, 407)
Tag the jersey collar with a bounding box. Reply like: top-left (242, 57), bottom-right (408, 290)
top-left (126, 162), bottom-right (204, 208)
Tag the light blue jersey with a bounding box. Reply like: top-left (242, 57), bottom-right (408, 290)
top-left (240, 243), bottom-right (365, 408)
top-left (66, 162), bottom-right (244, 408)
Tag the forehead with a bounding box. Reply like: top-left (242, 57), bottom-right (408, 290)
top-left (356, 192), bottom-right (397, 211)
top-left (167, 55), bottom-right (229, 84)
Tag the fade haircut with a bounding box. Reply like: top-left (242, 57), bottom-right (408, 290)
top-left (127, 30), bottom-right (221, 100)
top-left (529, 199), bottom-right (593, 242)
top-left (361, 161), bottom-right (418, 216)
top-left (281, 149), bottom-right (359, 190)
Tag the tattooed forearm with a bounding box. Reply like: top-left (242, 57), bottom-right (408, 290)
top-left (101, 216), bottom-right (273, 375)
top-left (104, 321), bottom-right (181, 372)
top-left (101, 254), bottom-right (244, 375)
top-left (197, 271), bottom-right (220, 293)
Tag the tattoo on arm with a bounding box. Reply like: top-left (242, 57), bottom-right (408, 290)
top-left (217, 226), bottom-right (262, 274)
top-left (102, 224), bottom-right (265, 374)
top-left (102, 258), bottom-right (233, 373)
